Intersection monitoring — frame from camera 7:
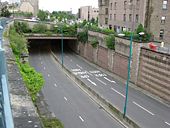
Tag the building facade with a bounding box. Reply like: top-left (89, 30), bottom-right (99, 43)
top-left (98, 0), bottom-right (170, 43)
top-left (78, 6), bottom-right (99, 21)
top-left (20, 0), bottom-right (39, 16)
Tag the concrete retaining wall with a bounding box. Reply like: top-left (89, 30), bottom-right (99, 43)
top-left (137, 47), bottom-right (170, 103)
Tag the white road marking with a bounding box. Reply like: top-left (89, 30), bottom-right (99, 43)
top-left (79, 116), bottom-right (84, 122)
top-left (111, 88), bottom-right (125, 98)
top-left (80, 75), bottom-right (89, 79)
top-left (89, 70), bottom-right (100, 74)
top-left (133, 101), bottom-right (155, 116)
top-left (96, 78), bottom-right (107, 85)
top-left (41, 62), bottom-right (43, 64)
top-left (76, 64), bottom-right (83, 69)
top-left (87, 79), bottom-right (97, 86)
top-left (64, 97), bottom-right (68, 101)
top-left (165, 122), bottom-right (170, 126)
top-left (54, 84), bottom-right (57, 87)
top-left (104, 77), bottom-right (116, 83)
top-left (71, 69), bottom-right (81, 72)
top-left (48, 74), bottom-right (50, 77)
top-left (44, 67), bottom-right (46, 70)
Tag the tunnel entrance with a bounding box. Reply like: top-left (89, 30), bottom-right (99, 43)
top-left (28, 39), bottom-right (77, 54)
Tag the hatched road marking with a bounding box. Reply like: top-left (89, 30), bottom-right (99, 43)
top-left (96, 78), bottom-right (107, 85)
top-left (76, 64), bottom-right (83, 69)
top-left (79, 116), bottom-right (84, 122)
top-left (165, 122), bottom-right (170, 126)
top-left (64, 97), bottom-right (68, 101)
top-left (87, 79), bottom-right (97, 86)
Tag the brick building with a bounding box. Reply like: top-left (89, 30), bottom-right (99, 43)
top-left (98, 0), bottom-right (170, 44)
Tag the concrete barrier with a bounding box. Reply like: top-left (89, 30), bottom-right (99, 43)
top-left (50, 50), bottom-right (140, 128)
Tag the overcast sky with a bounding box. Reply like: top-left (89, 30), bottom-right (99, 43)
top-left (2, 0), bottom-right (98, 14)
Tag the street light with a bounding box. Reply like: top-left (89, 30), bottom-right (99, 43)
top-left (139, 32), bottom-right (145, 43)
top-left (123, 2), bottom-right (135, 118)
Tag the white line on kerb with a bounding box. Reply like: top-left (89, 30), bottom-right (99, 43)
top-left (104, 77), bottom-right (116, 83)
top-left (79, 116), bottom-right (84, 122)
top-left (76, 64), bottom-right (83, 69)
top-left (64, 97), bottom-right (68, 101)
top-left (111, 88), bottom-right (125, 98)
top-left (165, 122), bottom-right (170, 126)
top-left (133, 101), bottom-right (155, 116)
top-left (87, 79), bottom-right (97, 86)
top-left (96, 78), bottom-right (107, 85)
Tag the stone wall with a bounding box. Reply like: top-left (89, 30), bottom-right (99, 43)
top-left (137, 47), bottom-right (170, 103)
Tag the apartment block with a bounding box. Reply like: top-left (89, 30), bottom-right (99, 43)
top-left (78, 6), bottom-right (99, 21)
top-left (98, 0), bottom-right (170, 43)
top-left (20, 0), bottom-right (39, 16)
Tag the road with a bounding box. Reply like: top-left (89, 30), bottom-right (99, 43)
top-left (52, 47), bottom-right (170, 128)
top-left (29, 48), bottom-right (124, 128)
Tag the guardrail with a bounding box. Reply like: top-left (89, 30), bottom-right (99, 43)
top-left (0, 17), bottom-right (14, 128)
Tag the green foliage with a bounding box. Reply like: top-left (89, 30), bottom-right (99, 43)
top-left (14, 21), bottom-right (31, 33)
top-left (9, 27), bottom-right (44, 102)
top-left (136, 24), bottom-right (145, 34)
top-left (9, 27), bottom-right (28, 55)
top-left (105, 34), bottom-right (115, 50)
top-left (14, 11), bottom-right (33, 18)
top-left (101, 28), bottom-right (114, 35)
top-left (52, 11), bottom-right (76, 21)
top-left (32, 24), bottom-right (48, 33)
top-left (37, 10), bottom-right (48, 21)
top-left (19, 63), bottom-right (44, 101)
top-left (77, 30), bottom-right (88, 43)
top-left (0, 6), bottom-right (11, 17)
top-left (91, 37), bottom-right (98, 48)
top-left (42, 117), bottom-right (64, 128)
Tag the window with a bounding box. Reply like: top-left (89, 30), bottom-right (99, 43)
top-left (110, 3), bottom-right (112, 10)
top-left (123, 14), bottom-right (126, 21)
top-left (129, 14), bottom-right (132, 22)
top-left (124, 1), bottom-right (127, 10)
top-left (162, 0), bottom-right (168, 9)
top-left (110, 14), bottom-right (112, 20)
top-left (114, 14), bottom-right (116, 21)
top-left (114, 2), bottom-right (117, 10)
top-left (161, 16), bottom-right (166, 24)
top-left (105, 18), bottom-right (108, 25)
top-left (160, 29), bottom-right (164, 39)
top-left (136, 14), bottom-right (139, 22)
top-left (136, 0), bottom-right (140, 6)
top-left (105, 8), bottom-right (108, 15)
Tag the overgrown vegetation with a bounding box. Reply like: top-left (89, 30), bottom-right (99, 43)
top-left (91, 37), bottom-right (98, 48)
top-left (105, 34), bottom-right (115, 50)
top-left (77, 29), bottom-right (88, 43)
top-left (9, 27), bottom-right (44, 102)
top-left (42, 117), bottom-right (64, 128)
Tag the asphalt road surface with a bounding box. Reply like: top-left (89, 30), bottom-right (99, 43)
top-left (29, 48), bottom-right (124, 128)
top-left (52, 47), bottom-right (170, 128)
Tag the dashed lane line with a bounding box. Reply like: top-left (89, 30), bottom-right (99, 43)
top-left (96, 78), bottom-right (107, 85)
top-left (48, 74), bottom-right (50, 77)
top-left (79, 116), bottom-right (84, 122)
top-left (104, 77), bottom-right (116, 83)
top-left (111, 88), bottom-right (125, 98)
top-left (54, 84), bottom-right (57, 87)
top-left (87, 79), bottom-right (97, 86)
top-left (133, 101), bottom-right (155, 116)
top-left (44, 67), bottom-right (46, 70)
top-left (64, 97), bottom-right (68, 101)
top-left (165, 122), bottom-right (170, 126)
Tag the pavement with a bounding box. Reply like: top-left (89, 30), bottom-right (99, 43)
top-left (51, 46), bottom-right (170, 128)
top-left (29, 47), bottom-right (124, 128)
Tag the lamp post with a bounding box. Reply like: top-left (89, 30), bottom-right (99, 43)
top-left (139, 32), bottom-right (145, 43)
top-left (123, 2), bottom-right (135, 118)
top-left (60, 25), bottom-right (64, 67)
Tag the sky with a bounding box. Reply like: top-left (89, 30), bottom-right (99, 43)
top-left (2, 0), bottom-right (98, 14)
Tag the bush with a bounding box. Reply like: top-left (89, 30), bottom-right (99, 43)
top-left (77, 30), bottom-right (88, 43)
top-left (101, 28), bottom-right (114, 35)
top-left (105, 34), bottom-right (115, 50)
top-left (91, 37), bottom-right (98, 48)
top-left (14, 21), bottom-right (31, 33)
top-left (32, 23), bottom-right (48, 33)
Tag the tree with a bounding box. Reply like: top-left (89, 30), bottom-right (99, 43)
top-left (0, 6), bottom-right (11, 17)
top-left (136, 24), bottom-right (145, 34)
top-left (37, 10), bottom-right (48, 21)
